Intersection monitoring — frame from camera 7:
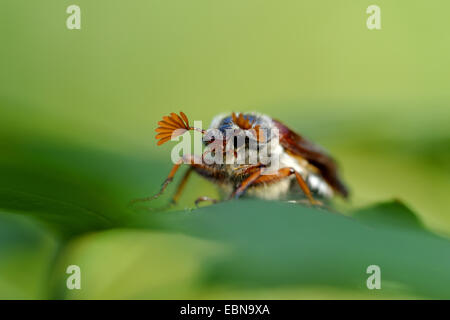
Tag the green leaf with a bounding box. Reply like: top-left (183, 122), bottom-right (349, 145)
top-left (1, 136), bottom-right (449, 299)
top-left (0, 188), bottom-right (115, 238)
top-left (48, 231), bottom-right (223, 299)
top-left (0, 136), bottom-right (165, 237)
top-left (129, 200), bottom-right (450, 299)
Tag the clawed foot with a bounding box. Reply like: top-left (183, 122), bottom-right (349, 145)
top-left (128, 178), bottom-right (173, 208)
top-left (194, 196), bottom-right (218, 208)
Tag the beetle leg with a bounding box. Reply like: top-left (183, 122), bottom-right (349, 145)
top-left (229, 167), bottom-right (263, 199)
top-left (129, 162), bottom-right (181, 206)
top-left (292, 170), bottom-right (318, 205)
top-left (170, 167), bottom-right (193, 204)
top-left (232, 167), bottom-right (319, 205)
top-left (194, 196), bottom-right (218, 207)
top-left (129, 155), bottom-right (199, 206)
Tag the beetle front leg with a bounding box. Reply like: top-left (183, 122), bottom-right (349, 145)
top-left (229, 169), bottom-right (262, 200)
top-left (129, 155), bottom-right (198, 206)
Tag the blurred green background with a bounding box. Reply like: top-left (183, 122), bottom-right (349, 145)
top-left (0, 0), bottom-right (449, 299)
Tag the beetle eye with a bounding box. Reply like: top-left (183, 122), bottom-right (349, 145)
top-left (233, 135), bottom-right (246, 149)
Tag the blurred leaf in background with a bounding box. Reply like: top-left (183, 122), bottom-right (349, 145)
top-left (0, 212), bottom-right (57, 299)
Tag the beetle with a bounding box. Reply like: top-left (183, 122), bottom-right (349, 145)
top-left (131, 111), bottom-right (348, 207)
